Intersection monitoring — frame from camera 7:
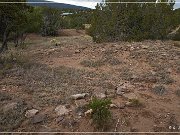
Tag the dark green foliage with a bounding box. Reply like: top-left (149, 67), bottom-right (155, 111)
top-left (62, 10), bottom-right (92, 30)
top-left (89, 98), bottom-right (112, 130)
top-left (0, 0), bottom-right (31, 52)
top-left (41, 7), bottom-right (62, 36)
top-left (89, 0), bottom-right (178, 43)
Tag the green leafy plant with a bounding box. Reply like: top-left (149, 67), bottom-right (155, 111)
top-left (88, 98), bottom-right (112, 130)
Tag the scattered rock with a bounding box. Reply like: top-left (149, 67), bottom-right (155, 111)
top-left (141, 45), bottom-right (149, 49)
top-left (25, 109), bottom-right (39, 118)
top-left (85, 109), bottom-right (93, 116)
top-left (31, 114), bottom-right (46, 124)
top-left (75, 50), bottom-right (81, 53)
top-left (114, 50), bottom-right (118, 53)
top-left (71, 93), bottom-right (89, 100)
top-left (116, 87), bottom-right (125, 95)
top-left (110, 104), bottom-right (118, 108)
top-left (130, 47), bottom-right (135, 51)
top-left (94, 92), bottom-right (106, 99)
top-left (55, 105), bottom-right (70, 116)
top-left (125, 101), bottom-right (133, 107)
top-left (123, 93), bottom-right (138, 100)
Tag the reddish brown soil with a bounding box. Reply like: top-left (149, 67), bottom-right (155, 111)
top-left (0, 30), bottom-right (179, 133)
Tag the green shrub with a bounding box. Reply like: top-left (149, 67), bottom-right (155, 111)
top-left (89, 98), bottom-right (112, 130)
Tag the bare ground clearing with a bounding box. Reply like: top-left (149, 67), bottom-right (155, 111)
top-left (0, 30), bottom-right (180, 132)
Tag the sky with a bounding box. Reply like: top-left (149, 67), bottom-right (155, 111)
top-left (50, 0), bottom-right (180, 9)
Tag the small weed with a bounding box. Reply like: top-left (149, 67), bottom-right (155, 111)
top-left (129, 99), bottom-right (142, 107)
top-left (89, 98), bottom-right (112, 131)
top-left (152, 85), bottom-right (167, 96)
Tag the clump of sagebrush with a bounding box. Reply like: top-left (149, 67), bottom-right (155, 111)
top-left (88, 98), bottom-right (112, 131)
top-left (152, 85), bottom-right (167, 96)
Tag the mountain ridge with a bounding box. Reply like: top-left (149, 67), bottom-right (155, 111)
top-left (27, 0), bottom-right (91, 10)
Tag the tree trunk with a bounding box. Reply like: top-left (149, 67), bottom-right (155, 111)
top-left (0, 29), bottom-right (9, 53)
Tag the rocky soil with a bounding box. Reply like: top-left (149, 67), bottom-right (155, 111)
top-left (0, 31), bottom-right (180, 133)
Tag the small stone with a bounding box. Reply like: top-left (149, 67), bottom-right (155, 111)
top-left (141, 45), bottom-right (148, 49)
top-left (94, 92), bottom-right (106, 99)
top-left (25, 109), bottom-right (39, 118)
top-left (130, 47), bottom-right (134, 51)
top-left (114, 50), bottom-right (118, 53)
top-left (75, 50), bottom-right (81, 53)
top-left (116, 87), bottom-right (125, 95)
top-left (85, 109), bottom-right (93, 116)
top-left (71, 93), bottom-right (89, 100)
top-left (110, 104), bottom-right (118, 108)
top-left (31, 114), bottom-right (46, 124)
top-left (55, 105), bottom-right (70, 116)
top-left (125, 101), bottom-right (132, 107)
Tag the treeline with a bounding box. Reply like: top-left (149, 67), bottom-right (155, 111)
top-left (88, 0), bottom-right (180, 43)
top-left (0, 1), bottom-right (91, 52)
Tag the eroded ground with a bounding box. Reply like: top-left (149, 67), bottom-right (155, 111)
top-left (0, 31), bottom-right (180, 133)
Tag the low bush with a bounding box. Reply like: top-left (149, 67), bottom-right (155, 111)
top-left (88, 98), bottom-right (112, 131)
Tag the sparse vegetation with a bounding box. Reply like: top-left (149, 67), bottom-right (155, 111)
top-left (129, 99), bottom-right (143, 107)
top-left (0, 0), bottom-right (180, 132)
top-left (89, 98), bottom-right (112, 130)
top-left (152, 85), bottom-right (167, 96)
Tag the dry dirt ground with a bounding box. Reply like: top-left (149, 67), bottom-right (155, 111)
top-left (0, 30), bottom-right (180, 133)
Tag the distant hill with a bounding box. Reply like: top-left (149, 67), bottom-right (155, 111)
top-left (27, 0), bottom-right (90, 10)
